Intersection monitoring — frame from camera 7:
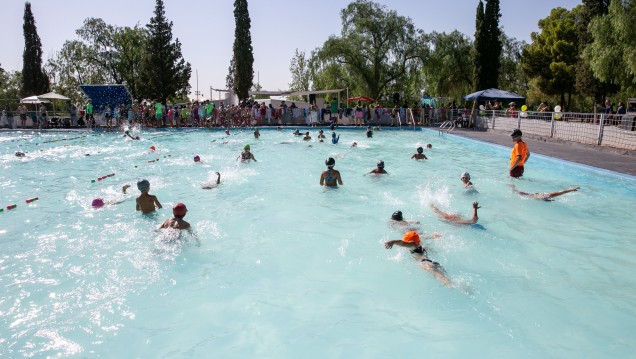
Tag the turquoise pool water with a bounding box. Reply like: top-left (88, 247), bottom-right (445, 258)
top-left (1, 128), bottom-right (635, 358)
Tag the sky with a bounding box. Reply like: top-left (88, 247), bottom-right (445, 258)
top-left (1, 0), bottom-right (583, 100)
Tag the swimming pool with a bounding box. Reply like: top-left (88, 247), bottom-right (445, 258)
top-left (1, 128), bottom-right (635, 358)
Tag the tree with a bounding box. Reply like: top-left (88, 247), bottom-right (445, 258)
top-left (288, 49), bottom-right (311, 102)
top-left (483, 0), bottom-right (502, 88)
top-left (422, 31), bottom-right (473, 101)
top-left (472, 0), bottom-right (487, 91)
top-left (498, 34), bottom-right (528, 97)
top-left (139, 0), bottom-right (191, 103)
top-left (314, 0), bottom-right (426, 101)
top-left (522, 7), bottom-right (578, 110)
top-left (0, 71), bottom-right (23, 109)
top-left (574, 1), bottom-right (616, 104)
top-left (231, 0), bottom-right (254, 101)
top-left (21, 2), bottom-right (49, 97)
top-left (225, 57), bottom-right (236, 91)
top-left (584, 0), bottom-right (636, 94)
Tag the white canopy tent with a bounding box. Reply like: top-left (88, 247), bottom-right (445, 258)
top-left (37, 92), bottom-right (70, 101)
top-left (20, 95), bottom-right (50, 104)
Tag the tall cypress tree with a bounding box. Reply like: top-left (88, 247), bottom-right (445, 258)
top-left (232, 0), bottom-right (254, 101)
top-left (21, 2), bottom-right (49, 97)
top-left (472, 0), bottom-right (487, 91)
top-left (139, 0), bottom-right (191, 104)
top-left (483, 0), bottom-right (502, 89)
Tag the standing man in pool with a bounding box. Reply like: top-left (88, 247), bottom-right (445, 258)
top-left (320, 157), bottom-right (343, 187)
top-left (509, 129), bottom-right (530, 178)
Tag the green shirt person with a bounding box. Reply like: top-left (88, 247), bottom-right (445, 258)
top-left (155, 102), bottom-right (163, 119)
top-left (330, 98), bottom-right (338, 115)
top-left (205, 103), bottom-right (213, 116)
top-left (86, 102), bottom-right (93, 115)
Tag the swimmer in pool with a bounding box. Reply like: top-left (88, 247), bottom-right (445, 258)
top-left (430, 202), bottom-right (480, 225)
top-left (124, 130), bottom-right (140, 140)
top-left (159, 203), bottom-right (196, 240)
top-left (136, 179), bottom-right (162, 214)
top-left (460, 172), bottom-right (473, 188)
top-left (411, 146), bottom-right (428, 160)
top-left (303, 131), bottom-right (311, 141)
top-left (366, 126), bottom-right (373, 138)
top-left (293, 129), bottom-right (302, 136)
top-left (388, 210), bottom-right (427, 234)
top-left (426, 144), bottom-right (432, 149)
top-left (254, 128), bottom-right (260, 138)
top-left (331, 132), bottom-right (340, 144)
top-left (320, 157), bottom-right (343, 187)
top-left (509, 183), bottom-right (579, 201)
top-left (351, 141), bottom-right (357, 147)
top-left (317, 129), bottom-right (326, 139)
top-left (15, 151), bottom-right (26, 157)
top-left (202, 172), bottom-right (221, 189)
top-left (237, 144), bottom-right (257, 162)
top-left (369, 160), bottom-right (387, 174)
top-left (384, 231), bottom-right (451, 287)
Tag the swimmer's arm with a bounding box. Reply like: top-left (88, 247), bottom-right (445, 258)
top-left (136, 198), bottom-right (141, 211)
top-left (411, 154), bottom-right (416, 159)
top-left (216, 172), bottom-right (221, 184)
top-left (251, 154), bottom-right (257, 162)
top-left (510, 155), bottom-right (522, 170)
top-left (420, 261), bottom-right (452, 288)
top-left (337, 173), bottom-right (343, 185)
top-left (423, 154), bottom-right (428, 159)
top-left (154, 196), bottom-right (162, 209)
top-left (319, 173), bottom-right (325, 186)
top-left (384, 240), bottom-right (418, 249)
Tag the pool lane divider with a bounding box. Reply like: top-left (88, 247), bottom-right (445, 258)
top-left (91, 173), bottom-right (116, 183)
top-left (1, 197), bottom-right (39, 212)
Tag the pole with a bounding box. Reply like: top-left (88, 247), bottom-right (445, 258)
top-left (346, 87), bottom-right (349, 109)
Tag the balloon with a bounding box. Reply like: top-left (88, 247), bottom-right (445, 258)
top-left (554, 105), bottom-right (562, 112)
top-left (520, 112), bottom-right (528, 118)
top-left (521, 105), bottom-right (527, 111)
top-left (554, 113), bottom-right (561, 120)
top-left (479, 105), bottom-right (485, 111)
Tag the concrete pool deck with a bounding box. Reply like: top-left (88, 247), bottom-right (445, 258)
top-left (450, 128), bottom-right (636, 177)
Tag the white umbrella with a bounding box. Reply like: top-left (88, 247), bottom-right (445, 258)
top-left (20, 95), bottom-right (50, 104)
top-left (38, 92), bottom-right (70, 101)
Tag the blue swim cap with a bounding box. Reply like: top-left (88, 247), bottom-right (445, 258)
top-left (137, 179), bottom-right (150, 191)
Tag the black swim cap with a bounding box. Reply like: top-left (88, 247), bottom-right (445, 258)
top-left (511, 129), bottom-right (522, 138)
top-left (377, 160), bottom-right (384, 168)
top-left (326, 157), bottom-right (335, 166)
top-left (392, 211), bottom-right (403, 221)
top-left (417, 146), bottom-right (423, 153)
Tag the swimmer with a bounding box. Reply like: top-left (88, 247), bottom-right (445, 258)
top-left (225, 129), bottom-right (230, 135)
top-left (93, 185), bottom-right (133, 209)
top-left (15, 151), bottom-right (26, 157)
top-left (293, 129), bottom-right (302, 136)
top-left (369, 160), bottom-right (387, 174)
top-left (237, 144), bottom-right (257, 162)
top-left (254, 128), bottom-right (260, 138)
top-left (509, 183), bottom-right (579, 201)
top-left (331, 132), bottom-right (340, 144)
top-left (366, 126), bottom-right (373, 138)
top-left (388, 210), bottom-right (432, 234)
top-left (194, 155), bottom-right (201, 163)
top-left (426, 144), bottom-right (432, 149)
top-left (303, 131), bottom-right (311, 141)
top-left (460, 172), bottom-right (473, 188)
top-left (411, 146), bottom-right (428, 160)
top-left (136, 179), bottom-right (162, 214)
top-left (202, 172), bottom-right (221, 189)
top-left (384, 231), bottom-right (451, 287)
top-left (320, 157), bottom-right (343, 187)
top-left (124, 130), bottom-right (140, 140)
top-left (351, 141), bottom-right (357, 147)
top-left (159, 203), bottom-right (194, 235)
top-left (317, 129), bottom-right (326, 139)
top-left (430, 202), bottom-right (480, 225)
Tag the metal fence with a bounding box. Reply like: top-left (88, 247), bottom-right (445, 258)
top-left (475, 110), bottom-right (636, 151)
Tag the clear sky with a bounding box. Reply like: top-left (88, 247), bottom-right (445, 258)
top-left (1, 0), bottom-right (582, 100)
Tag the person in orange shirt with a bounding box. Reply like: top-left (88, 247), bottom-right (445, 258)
top-left (509, 129), bottom-right (530, 178)
top-left (384, 231), bottom-right (451, 287)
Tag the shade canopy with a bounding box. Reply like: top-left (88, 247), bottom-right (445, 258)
top-left (80, 84), bottom-right (132, 109)
top-left (38, 92), bottom-right (70, 101)
top-left (347, 96), bottom-right (375, 102)
top-left (20, 95), bottom-right (50, 104)
top-left (463, 88), bottom-right (525, 102)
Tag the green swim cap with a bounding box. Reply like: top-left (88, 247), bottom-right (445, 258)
top-left (244, 144), bottom-right (250, 151)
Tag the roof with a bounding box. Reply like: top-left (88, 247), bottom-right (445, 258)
top-left (463, 88), bottom-right (525, 102)
top-left (248, 89), bottom-right (345, 97)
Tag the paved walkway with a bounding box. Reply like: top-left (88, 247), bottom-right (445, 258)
top-left (450, 128), bottom-right (636, 177)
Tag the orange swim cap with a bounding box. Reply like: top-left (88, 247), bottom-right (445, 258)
top-left (150, 146), bottom-right (156, 151)
top-left (402, 231), bottom-right (420, 245)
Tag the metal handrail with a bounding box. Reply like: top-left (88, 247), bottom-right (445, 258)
top-left (438, 120), bottom-right (455, 134)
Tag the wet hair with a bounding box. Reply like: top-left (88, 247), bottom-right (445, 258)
top-left (325, 157), bottom-right (335, 167)
top-left (391, 211), bottom-right (403, 221)
top-left (417, 146), bottom-right (423, 153)
top-left (377, 160), bottom-right (384, 168)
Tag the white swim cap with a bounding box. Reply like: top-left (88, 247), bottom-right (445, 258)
top-left (461, 172), bottom-right (470, 179)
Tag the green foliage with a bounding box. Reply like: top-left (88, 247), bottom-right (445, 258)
top-left (313, 0), bottom-right (426, 101)
top-left (0, 70), bottom-right (23, 109)
top-left (472, 1), bottom-right (487, 91)
top-left (47, 19), bottom-right (149, 104)
top-left (521, 7), bottom-right (578, 109)
top-left (21, 2), bottom-right (50, 97)
top-left (499, 34), bottom-right (528, 97)
top-left (483, 0), bottom-right (502, 88)
top-left (288, 49), bottom-right (311, 102)
top-left (139, 0), bottom-right (192, 104)
top-left (232, 0), bottom-right (254, 101)
top-left (422, 31), bottom-right (473, 101)
top-left (584, 0), bottom-right (636, 94)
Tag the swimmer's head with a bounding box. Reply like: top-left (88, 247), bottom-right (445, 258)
top-left (135, 136), bottom-right (140, 140)
top-left (137, 179), bottom-right (150, 192)
top-left (391, 211), bottom-right (403, 221)
top-left (150, 146), bottom-right (156, 151)
top-left (402, 231), bottom-right (420, 245)
top-left (352, 142), bottom-right (357, 147)
top-left (194, 155), bottom-right (201, 162)
top-left (305, 132), bottom-right (309, 135)
top-left (426, 144), bottom-right (432, 148)
top-left (319, 129), bottom-right (323, 133)
top-left (244, 144), bottom-right (250, 151)
top-left (91, 198), bottom-right (105, 208)
top-left (377, 160), bottom-right (385, 169)
top-left (15, 151), bottom-right (25, 157)
top-left (225, 129), bottom-right (230, 135)
top-left (332, 132), bottom-right (336, 138)
top-left (417, 146), bottom-right (423, 153)
top-left (461, 172), bottom-right (471, 180)
top-left (173, 203), bottom-right (187, 218)
top-left (325, 157), bottom-right (335, 168)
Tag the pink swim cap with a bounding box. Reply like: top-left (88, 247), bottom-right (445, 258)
top-left (173, 203), bottom-right (187, 217)
top-left (194, 155), bottom-right (200, 162)
top-left (92, 198), bottom-right (105, 208)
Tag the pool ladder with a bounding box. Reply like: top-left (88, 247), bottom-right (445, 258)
top-left (438, 120), bottom-right (455, 134)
